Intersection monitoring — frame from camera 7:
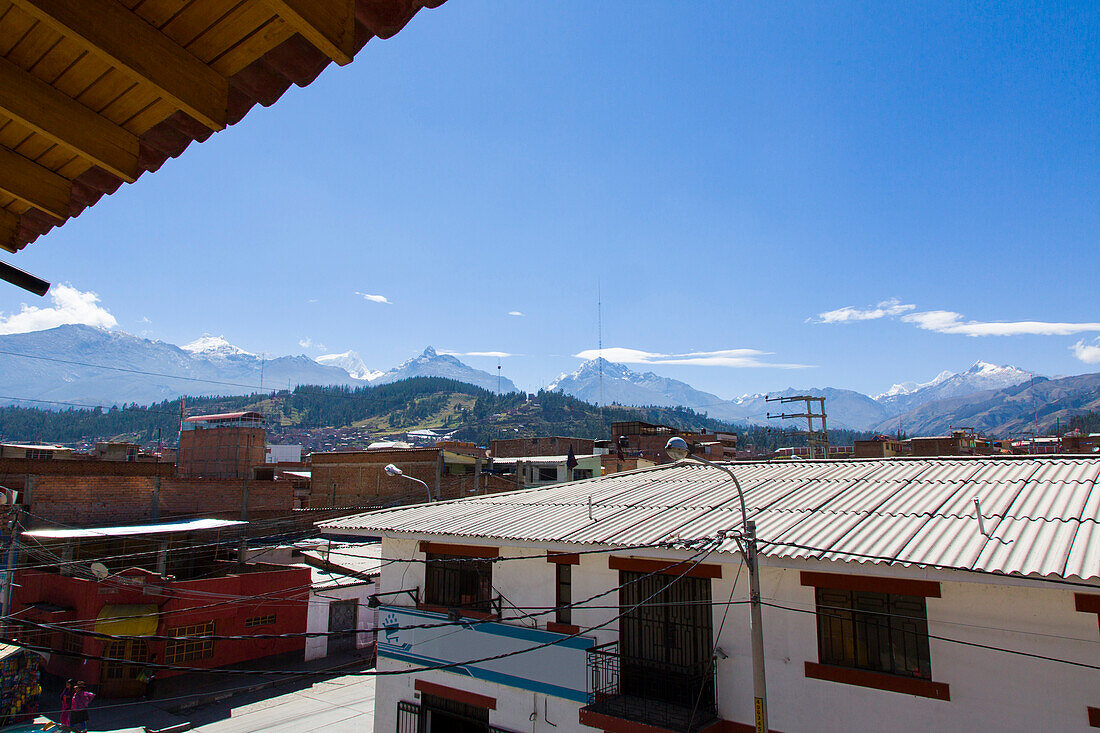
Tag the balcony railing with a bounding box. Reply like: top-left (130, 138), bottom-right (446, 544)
top-left (584, 641), bottom-right (719, 733)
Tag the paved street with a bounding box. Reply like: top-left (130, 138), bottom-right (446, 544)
top-left (186, 674), bottom-right (376, 733)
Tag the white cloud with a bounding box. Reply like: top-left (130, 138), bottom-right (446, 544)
top-left (508, 311), bottom-right (524, 317)
top-left (356, 292), bottom-right (390, 304)
top-left (814, 298), bottom-right (1100, 338)
top-left (0, 283), bottom-right (117, 335)
top-left (139, 316), bottom-right (151, 324)
top-left (1071, 338), bottom-right (1100, 364)
top-left (573, 347), bottom-right (811, 369)
top-left (440, 350), bottom-right (519, 358)
top-left (901, 311), bottom-right (1100, 337)
top-left (299, 337), bottom-right (313, 349)
top-left (815, 298), bottom-right (915, 323)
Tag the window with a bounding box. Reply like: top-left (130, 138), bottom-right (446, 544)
top-left (815, 588), bottom-right (931, 680)
top-left (422, 693), bottom-right (489, 732)
top-left (62, 632), bottom-right (83, 655)
top-left (245, 614), bottom-right (276, 628)
top-left (26, 449), bottom-right (53, 460)
top-left (573, 469), bottom-right (593, 480)
top-left (424, 554), bottom-right (493, 613)
top-left (537, 467), bottom-right (557, 482)
top-left (165, 621), bottom-right (215, 663)
top-left (555, 564), bottom-right (572, 625)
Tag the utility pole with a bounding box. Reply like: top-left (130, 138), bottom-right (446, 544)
top-left (766, 395), bottom-right (830, 458)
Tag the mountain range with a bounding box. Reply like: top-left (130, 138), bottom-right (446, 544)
top-left (0, 325), bottom-right (1094, 437)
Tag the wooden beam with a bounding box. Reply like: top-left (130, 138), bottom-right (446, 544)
top-left (11, 0), bottom-right (229, 130)
top-left (0, 55), bottom-right (139, 182)
top-left (0, 209), bottom-right (19, 253)
top-left (0, 147), bottom-right (71, 221)
top-left (265, 0), bottom-right (356, 65)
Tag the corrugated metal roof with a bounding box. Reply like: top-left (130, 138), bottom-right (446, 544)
top-left (319, 457), bottom-right (1100, 581)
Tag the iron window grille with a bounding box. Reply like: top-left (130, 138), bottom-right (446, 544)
top-left (555, 563), bottom-right (572, 625)
top-left (424, 553), bottom-right (499, 615)
top-left (396, 700), bottom-right (517, 733)
top-left (815, 588), bottom-right (932, 680)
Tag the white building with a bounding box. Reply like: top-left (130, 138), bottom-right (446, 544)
top-left (490, 453), bottom-right (604, 486)
top-left (265, 443), bottom-right (303, 463)
top-left (321, 456), bottom-right (1100, 733)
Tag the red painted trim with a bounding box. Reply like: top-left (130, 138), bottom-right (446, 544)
top-left (419, 541), bottom-right (498, 558)
top-left (414, 679), bottom-right (496, 710)
top-left (609, 556), bottom-right (722, 579)
top-left (547, 552), bottom-right (580, 565)
top-left (805, 661), bottom-right (950, 700)
top-left (416, 603), bottom-right (498, 621)
top-left (800, 571), bottom-right (941, 598)
top-left (1088, 707), bottom-right (1100, 728)
top-left (1075, 593), bottom-right (1100, 614)
top-left (546, 621), bottom-right (581, 635)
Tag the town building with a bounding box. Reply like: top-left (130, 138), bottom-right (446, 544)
top-left (0, 444), bottom-right (74, 461)
top-left (600, 455), bottom-right (656, 476)
top-left (177, 412), bottom-right (266, 479)
top-left (245, 539), bottom-right (382, 662)
top-left (321, 456), bottom-right (1100, 733)
top-left (490, 453), bottom-right (604, 486)
top-left (265, 444), bottom-right (303, 464)
top-left (9, 519), bottom-right (310, 697)
top-left (853, 437), bottom-right (907, 458)
top-left (612, 422), bottom-right (736, 463)
top-left (491, 437), bottom-right (595, 459)
top-left (311, 448), bottom-right (511, 508)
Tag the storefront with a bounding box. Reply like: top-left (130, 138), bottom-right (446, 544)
top-left (0, 644), bottom-right (44, 726)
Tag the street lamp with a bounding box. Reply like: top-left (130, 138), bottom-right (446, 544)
top-left (384, 463), bottom-right (433, 503)
top-left (665, 436), bottom-right (769, 733)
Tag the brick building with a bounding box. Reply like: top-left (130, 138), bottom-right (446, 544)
top-left (11, 520), bottom-right (309, 697)
top-left (21, 475), bottom-right (294, 527)
top-left (611, 421), bottom-right (736, 463)
top-left (177, 412), bottom-right (266, 479)
top-left (490, 437), bottom-right (594, 459)
top-left (311, 448), bottom-right (511, 508)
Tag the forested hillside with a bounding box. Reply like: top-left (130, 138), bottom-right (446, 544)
top-left (0, 377), bottom-right (873, 453)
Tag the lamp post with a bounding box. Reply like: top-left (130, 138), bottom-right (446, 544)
top-left (665, 437), bottom-right (768, 733)
top-left (385, 463), bottom-right (433, 503)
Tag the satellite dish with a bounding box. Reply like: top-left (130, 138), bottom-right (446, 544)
top-left (90, 562), bottom-right (109, 580)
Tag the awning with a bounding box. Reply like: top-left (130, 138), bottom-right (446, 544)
top-left (95, 605), bottom-right (159, 636)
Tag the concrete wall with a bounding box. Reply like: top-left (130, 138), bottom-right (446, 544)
top-left (491, 437), bottom-right (595, 459)
top-left (370, 536), bottom-right (1100, 733)
top-left (304, 584), bottom-right (377, 662)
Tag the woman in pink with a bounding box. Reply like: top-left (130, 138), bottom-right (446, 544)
top-left (59, 679), bottom-right (73, 729)
top-left (69, 681), bottom-right (94, 732)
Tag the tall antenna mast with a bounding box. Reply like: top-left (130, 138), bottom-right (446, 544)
top-left (598, 280), bottom-right (604, 420)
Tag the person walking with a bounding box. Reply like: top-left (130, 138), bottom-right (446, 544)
top-left (59, 680), bottom-right (73, 730)
top-left (68, 681), bottom-right (94, 732)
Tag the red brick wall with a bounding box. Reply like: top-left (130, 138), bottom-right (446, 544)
top-left (25, 475), bottom-right (293, 526)
top-left (491, 437), bottom-right (594, 458)
top-left (177, 426), bottom-right (265, 478)
top-left (311, 449), bottom-right (442, 506)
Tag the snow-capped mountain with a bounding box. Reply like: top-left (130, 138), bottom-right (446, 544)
top-left (548, 358), bottom-right (742, 421)
top-left (371, 347), bottom-right (518, 393)
top-left (0, 325), bottom-right (358, 406)
top-left (875, 361), bottom-right (1036, 416)
top-left (181, 334), bottom-right (254, 358)
top-left (315, 351), bottom-right (383, 381)
top-left (726, 387), bottom-right (891, 430)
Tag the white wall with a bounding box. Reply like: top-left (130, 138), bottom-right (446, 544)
top-left (371, 534), bottom-right (1100, 732)
top-left (304, 583), bottom-right (377, 662)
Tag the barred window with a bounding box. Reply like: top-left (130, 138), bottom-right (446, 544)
top-left (424, 553), bottom-right (493, 612)
top-left (555, 563), bottom-right (572, 625)
top-left (165, 621), bottom-right (215, 663)
top-left (245, 614), bottom-right (276, 628)
top-left (815, 588), bottom-right (931, 680)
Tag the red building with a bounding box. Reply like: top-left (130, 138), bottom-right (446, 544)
top-left (9, 519), bottom-right (309, 697)
top-left (177, 412), bottom-right (266, 479)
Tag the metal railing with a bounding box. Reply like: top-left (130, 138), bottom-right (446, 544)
top-left (585, 641), bottom-right (719, 733)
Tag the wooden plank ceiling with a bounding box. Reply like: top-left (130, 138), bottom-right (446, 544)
top-left (0, 0), bottom-right (445, 254)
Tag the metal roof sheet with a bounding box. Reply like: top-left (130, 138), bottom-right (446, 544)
top-left (320, 457), bottom-right (1100, 581)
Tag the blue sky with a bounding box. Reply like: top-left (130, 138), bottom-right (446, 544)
top-left (2, 1), bottom-right (1098, 398)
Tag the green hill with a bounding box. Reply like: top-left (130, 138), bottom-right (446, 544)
top-left (0, 377), bottom-right (872, 453)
